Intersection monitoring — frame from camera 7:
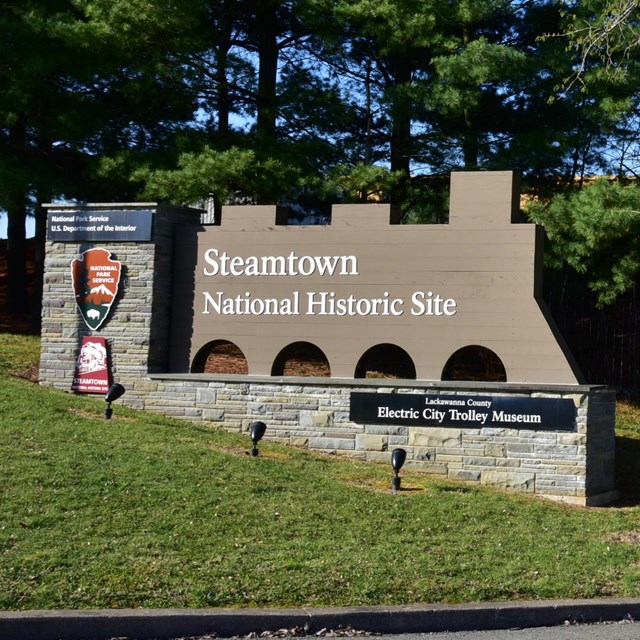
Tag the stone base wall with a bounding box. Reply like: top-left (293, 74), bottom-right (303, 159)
top-left (139, 375), bottom-right (614, 506)
top-left (39, 350), bottom-right (618, 505)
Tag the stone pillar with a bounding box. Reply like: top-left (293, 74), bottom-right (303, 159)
top-left (40, 203), bottom-right (202, 403)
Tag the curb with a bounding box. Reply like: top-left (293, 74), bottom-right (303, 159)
top-left (2, 599), bottom-right (640, 640)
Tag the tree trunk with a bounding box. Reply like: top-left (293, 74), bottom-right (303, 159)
top-left (5, 117), bottom-right (29, 314)
top-left (255, 0), bottom-right (279, 153)
top-left (461, 24), bottom-right (479, 169)
top-left (6, 200), bottom-right (29, 314)
top-left (462, 106), bottom-right (479, 169)
top-left (215, 7), bottom-right (233, 139)
top-left (31, 196), bottom-right (49, 330)
top-left (389, 52), bottom-right (412, 205)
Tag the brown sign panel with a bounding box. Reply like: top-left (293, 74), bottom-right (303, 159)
top-left (170, 172), bottom-right (582, 385)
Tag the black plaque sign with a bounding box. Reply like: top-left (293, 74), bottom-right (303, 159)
top-left (350, 392), bottom-right (576, 431)
top-left (47, 210), bottom-right (153, 242)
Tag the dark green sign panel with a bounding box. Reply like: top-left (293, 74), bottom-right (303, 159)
top-left (47, 210), bottom-right (153, 242)
top-left (350, 392), bottom-right (576, 431)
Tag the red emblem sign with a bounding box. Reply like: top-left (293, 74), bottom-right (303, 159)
top-left (72, 336), bottom-right (110, 393)
top-left (71, 247), bottom-right (122, 330)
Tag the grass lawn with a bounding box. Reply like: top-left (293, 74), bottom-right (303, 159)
top-left (2, 332), bottom-right (640, 610)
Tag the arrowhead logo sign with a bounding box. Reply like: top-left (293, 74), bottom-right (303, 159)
top-left (71, 248), bottom-right (122, 331)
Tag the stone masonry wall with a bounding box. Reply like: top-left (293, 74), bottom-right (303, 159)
top-left (140, 375), bottom-right (616, 506)
top-left (40, 204), bottom-right (202, 387)
top-left (39, 203), bottom-right (617, 507)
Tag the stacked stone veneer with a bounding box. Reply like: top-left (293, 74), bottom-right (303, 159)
top-left (40, 203), bottom-right (617, 506)
top-left (140, 376), bottom-right (615, 506)
top-left (40, 203), bottom-right (202, 384)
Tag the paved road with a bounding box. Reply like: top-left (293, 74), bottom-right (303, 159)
top-left (179, 622), bottom-right (640, 640)
top-left (322, 622), bottom-right (640, 640)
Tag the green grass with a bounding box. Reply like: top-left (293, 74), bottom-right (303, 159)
top-left (3, 332), bottom-right (640, 610)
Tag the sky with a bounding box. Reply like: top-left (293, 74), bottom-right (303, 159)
top-left (0, 214), bottom-right (35, 240)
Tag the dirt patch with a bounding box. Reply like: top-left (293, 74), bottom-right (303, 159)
top-left (8, 364), bottom-right (39, 383)
top-left (609, 530), bottom-right (640, 546)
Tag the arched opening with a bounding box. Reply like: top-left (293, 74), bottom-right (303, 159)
top-left (441, 345), bottom-right (507, 382)
top-left (271, 342), bottom-right (331, 377)
top-left (191, 340), bottom-right (249, 374)
top-left (354, 344), bottom-right (417, 379)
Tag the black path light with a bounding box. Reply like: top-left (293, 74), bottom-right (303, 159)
top-left (249, 421), bottom-right (267, 456)
top-left (104, 383), bottom-right (125, 420)
top-left (391, 448), bottom-right (407, 492)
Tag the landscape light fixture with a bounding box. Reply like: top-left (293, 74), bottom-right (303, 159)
top-left (249, 421), bottom-right (267, 456)
top-left (391, 448), bottom-right (407, 492)
top-left (104, 383), bottom-right (125, 420)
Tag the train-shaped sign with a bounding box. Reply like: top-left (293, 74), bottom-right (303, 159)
top-left (170, 171), bottom-right (582, 385)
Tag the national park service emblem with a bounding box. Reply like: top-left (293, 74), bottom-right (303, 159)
top-left (71, 248), bottom-right (122, 331)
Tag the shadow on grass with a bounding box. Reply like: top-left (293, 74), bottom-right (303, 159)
top-left (0, 315), bottom-right (38, 335)
top-left (614, 435), bottom-right (640, 506)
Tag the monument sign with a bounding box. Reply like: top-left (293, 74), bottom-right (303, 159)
top-left (38, 174), bottom-right (617, 505)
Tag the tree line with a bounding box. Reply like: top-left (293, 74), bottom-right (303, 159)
top-left (3, 0), bottom-right (640, 326)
